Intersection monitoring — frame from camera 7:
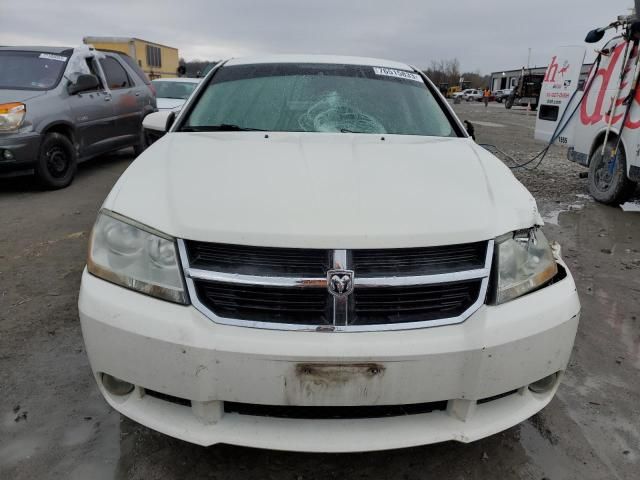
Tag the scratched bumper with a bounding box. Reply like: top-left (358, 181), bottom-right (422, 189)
top-left (0, 131), bottom-right (41, 176)
top-left (79, 265), bottom-right (580, 452)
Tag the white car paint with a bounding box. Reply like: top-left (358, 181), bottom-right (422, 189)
top-left (106, 132), bottom-right (541, 248)
top-left (152, 77), bottom-right (201, 111)
top-left (156, 97), bottom-right (186, 110)
top-left (79, 268), bottom-right (579, 451)
top-left (80, 54), bottom-right (579, 451)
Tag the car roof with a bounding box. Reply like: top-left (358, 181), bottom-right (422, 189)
top-left (151, 77), bottom-right (201, 83)
top-left (0, 46), bottom-right (73, 54)
top-left (225, 54), bottom-right (414, 70)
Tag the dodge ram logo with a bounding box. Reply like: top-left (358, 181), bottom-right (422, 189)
top-left (327, 269), bottom-right (354, 297)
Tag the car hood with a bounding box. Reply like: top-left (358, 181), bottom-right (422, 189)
top-left (0, 89), bottom-right (47, 103)
top-left (105, 132), bottom-right (542, 248)
top-left (156, 98), bottom-right (185, 110)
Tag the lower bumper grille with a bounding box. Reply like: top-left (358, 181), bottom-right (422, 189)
top-left (224, 401), bottom-right (448, 419)
top-left (145, 388), bottom-right (191, 407)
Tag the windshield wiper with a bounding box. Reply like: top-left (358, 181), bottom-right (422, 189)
top-left (181, 124), bottom-right (266, 132)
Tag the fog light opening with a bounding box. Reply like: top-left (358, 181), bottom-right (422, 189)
top-left (102, 373), bottom-right (135, 396)
top-left (528, 372), bottom-right (558, 394)
top-left (2, 149), bottom-right (14, 161)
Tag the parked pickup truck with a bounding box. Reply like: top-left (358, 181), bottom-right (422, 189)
top-left (0, 46), bottom-right (155, 188)
top-left (494, 88), bottom-right (513, 103)
top-left (79, 55), bottom-right (580, 452)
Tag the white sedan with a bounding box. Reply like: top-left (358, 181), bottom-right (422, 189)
top-left (151, 77), bottom-right (201, 111)
top-left (80, 55), bottom-right (579, 452)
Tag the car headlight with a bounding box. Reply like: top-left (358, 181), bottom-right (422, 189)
top-left (0, 102), bottom-right (26, 131)
top-left (87, 210), bottom-right (188, 304)
top-left (493, 228), bottom-right (557, 304)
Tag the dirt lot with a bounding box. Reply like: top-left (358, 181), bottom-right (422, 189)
top-left (1, 102), bottom-right (639, 479)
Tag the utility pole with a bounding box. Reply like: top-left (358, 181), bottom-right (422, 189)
top-left (527, 48), bottom-right (531, 69)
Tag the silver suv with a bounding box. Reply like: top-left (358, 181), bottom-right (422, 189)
top-left (0, 46), bottom-right (156, 188)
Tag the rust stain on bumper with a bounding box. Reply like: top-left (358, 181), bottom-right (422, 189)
top-left (296, 363), bottom-right (385, 383)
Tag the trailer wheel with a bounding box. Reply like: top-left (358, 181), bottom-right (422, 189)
top-left (505, 97), bottom-right (513, 109)
top-left (588, 139), bottom-right (637, 205)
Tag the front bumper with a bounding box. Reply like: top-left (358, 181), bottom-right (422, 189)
top-left (79, 264), bottom-right (580, 452)
top-left (0, 131), bottom-right (41, 177)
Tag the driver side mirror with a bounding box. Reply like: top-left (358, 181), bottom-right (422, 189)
top-left (67, 74), bottom-right (100, 95)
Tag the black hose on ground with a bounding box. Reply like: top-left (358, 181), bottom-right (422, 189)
top-left (479, 51), bottom-right (603, 170)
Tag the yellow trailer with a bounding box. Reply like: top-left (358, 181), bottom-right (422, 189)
top-left (83, 36), bottom-right (179, 79)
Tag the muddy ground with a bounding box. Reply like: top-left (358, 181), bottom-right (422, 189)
top-left (1, 101), bottom-right (639, 479)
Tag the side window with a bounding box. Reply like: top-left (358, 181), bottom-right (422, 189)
top-left (146, 45), bottom-right (162, 68)
top-left (117, 53), bottom-right (151, 85)
top-left (85, 58), bottom-right (104, 90)
top-left (99, 57), bottom-right (132, 90)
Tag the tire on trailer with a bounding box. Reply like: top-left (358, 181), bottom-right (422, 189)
top-left (588, 138), bottom-right (637, 204)
top-left (34, 132), bottom-right (77, 189)
top-left (505, 97), bottom-right (513, 109)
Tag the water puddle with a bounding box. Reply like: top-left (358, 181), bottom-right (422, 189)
top-left (472, 120), bottom-right (506, 128)
top-left (541, 194), bottom-right (594, 225)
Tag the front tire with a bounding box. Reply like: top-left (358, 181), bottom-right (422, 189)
top-left (35, 133), bottom-right (77, 189)
top-left (588, 139), bottom-right (637, 204)
top-left (505, 97), bottom-right (514, 109)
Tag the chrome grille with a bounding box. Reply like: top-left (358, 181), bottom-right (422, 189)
top-left (185, 240), bottom-right (330, 276)
top-left (353, 280), bottom-right (483, 325)
top-left (352, 242), bottom-right (487, 276)
top-left (179, 240), bottom-right (493, 332)
top-left (194, 281), bottom-right (330, 325)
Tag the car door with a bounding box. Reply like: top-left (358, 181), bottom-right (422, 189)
top-left (66, 55), bottom-right (117, 159)
top-left (99, 55), bottom-right (143, 148)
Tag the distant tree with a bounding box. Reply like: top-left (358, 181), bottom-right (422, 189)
top-left (460, 70), bottom-right (491, 89)
top-left (179, 57), bottom-right (219, 78)
top-left (422, 59), bottom-right (490, 89)
top-left (423, 58), bottom-right (461, 88)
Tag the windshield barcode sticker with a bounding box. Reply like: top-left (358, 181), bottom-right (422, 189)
top-left (39, 53), bottom-right (68, 62)
top-left (373, 67), bottom-right (422, 83)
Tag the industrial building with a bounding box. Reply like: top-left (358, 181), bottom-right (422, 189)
top-left (490, 64), bottom-right (594, 91)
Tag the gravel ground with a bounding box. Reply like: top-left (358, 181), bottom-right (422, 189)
top-left (1, 102), bottom-right (639, 479)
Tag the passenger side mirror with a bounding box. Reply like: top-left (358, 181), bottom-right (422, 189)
top-left (585, 28), bottom-right (605, 43)
top-left (68, 74), bottom-right (100, 95)
top-left (143, 111), bottom-right (176, 133)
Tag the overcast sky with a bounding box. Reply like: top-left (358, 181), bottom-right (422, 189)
top-left (0, 0), bottom-right (634, 73)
